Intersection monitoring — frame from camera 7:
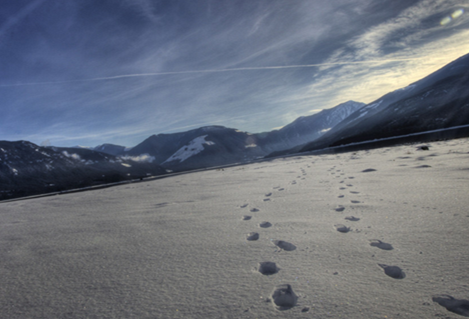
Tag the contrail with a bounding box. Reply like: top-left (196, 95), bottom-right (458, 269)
top-left (0, 58), bottom-right (420, 88)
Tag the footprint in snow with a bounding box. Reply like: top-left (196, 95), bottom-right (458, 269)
top-left (273, 240), bottom-right (296, 251)
top-left (258, 261), bottom-right (279, 275)
top-left (259, 221), bottom-right (272, 228)
top-left (362, 168), bottom-right (377, 173)
top-left (335, 224), bottom-right (351, 233)
top-left (265, 192), bottom-right (272, 197)
top-left (369, 239), bottom-right (393, 250)
top-left (240, 204), bottom-right (248, 208)
top-left (351, 200), bottom-right (361, 204)
top-left (335, 206), bottom-right (345, 212)
top-left (378, 264), bottom-right (405, 279)
top-left (338, 195), bottom-right (345, 198)
top-left (242, 215), bottom-right (252, 220)
top-left (250, 208), bottom-right (260, 212)
top-left (432, 295), bottom-right (469, 317)
top-left (246, 232), bottom-right (259, 241)
top-left (350, 191), bottom-right (360, 194)
top-left (271, 284), bottom-right (298, 310)
top-left (345, 216), bottom-right (360, 221)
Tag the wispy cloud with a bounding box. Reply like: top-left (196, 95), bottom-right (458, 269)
top-left (1, 0), bottom-right (468, 147)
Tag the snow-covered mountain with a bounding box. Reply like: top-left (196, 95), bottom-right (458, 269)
top-left (89, 102), bottom-right (364, 171)
top-left (126, 126), bottom-right (266, 171)
top-left (294, 52), bottom-right (469, 153)
top-left (0, 141), bottom-right (166, 200)
top-left (254, 100), bottom-right (364, 152)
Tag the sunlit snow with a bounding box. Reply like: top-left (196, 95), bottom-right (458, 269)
top-left (163, 135), bottom-right (215, 164)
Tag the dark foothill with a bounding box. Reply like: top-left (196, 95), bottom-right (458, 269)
top-left (271, 284), bottom-right (298, 310)
top-left (258, 261), bottom-right (279, 275)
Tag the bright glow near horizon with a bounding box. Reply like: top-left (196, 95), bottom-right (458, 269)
top-left (0, 1), bottom-right (468, 147)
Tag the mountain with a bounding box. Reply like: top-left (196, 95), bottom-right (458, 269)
top-left (0, 141), bottom-right (166, 200)
top-left (127, 126), bottom-right (266, 171)
top-left (271, 52), bottom-right (469, 156)
top-left (97, 103), bottom-right (363, 171)
top-left (254, 100), bottom-right (364, 153)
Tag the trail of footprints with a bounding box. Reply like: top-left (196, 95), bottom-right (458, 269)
top-left (238, 165), bottom-right (306, 311)
top-left (238, 163), bottom-right (455, 315)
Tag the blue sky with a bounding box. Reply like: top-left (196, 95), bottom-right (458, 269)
top-left (1, 0), bottom-right (468, 147)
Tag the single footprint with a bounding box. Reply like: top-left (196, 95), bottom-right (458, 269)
top-left (263, 198), bottom-right (271, 202)
top-left (338, 195), bottom-right (345, 198)
top-left (240, 204), bottom-right (248, 208)
top-left (242, 215), bottom-right (252, 220)
top-left (350, 191), bottom-right (360, 194)
top-left (271, 284), bottom-right (298, 310)
top-left (378, 264), bottom-right (405, 279)
top-left (250, 208), bottom-right (260, 212)
top-left (273, 240), bottom-right (296, 251)
top-left (265, 193), bottom-right (272, 197)
top-left (351, 200), bottom-right (361, 204)
top-left (259, 221), bottom-right (272, 228)
top-left (362, 168), bottom-right (377, 172)
top-left (369, 239), bottom-right (393, 250)
top-left (335, 224), bottom-right (351, 233)
top-left (415, 165), bottom-right (432, 168)
top-left (345, 216), bottom-right (360, 221)
top-left (335, 206), bottom-right (345, 212)
top-left (246, 232), bottom-right (259, 241)
top-left (278, 188), bottom-right (285, 191)
top-left (432, 295), bottom-right (469, 317)
top-left (339, 187), bottom-right (347, 190)
top-left (258, 261), bottom-right (279, 275)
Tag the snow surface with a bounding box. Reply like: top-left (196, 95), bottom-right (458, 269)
top-left (163, 135), bottom-right (215, 164)
top-left (0, 138), bottom-right (468, 318)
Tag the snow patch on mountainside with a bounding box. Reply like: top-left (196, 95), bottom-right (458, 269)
top-left (163, 135), bottom-right (215, 164)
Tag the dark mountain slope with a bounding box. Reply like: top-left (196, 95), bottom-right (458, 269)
top-left (0, 141), bottom-right (166, 200)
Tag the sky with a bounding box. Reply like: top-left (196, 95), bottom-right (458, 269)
top-left (1, 0), bottom-right (469, 147)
